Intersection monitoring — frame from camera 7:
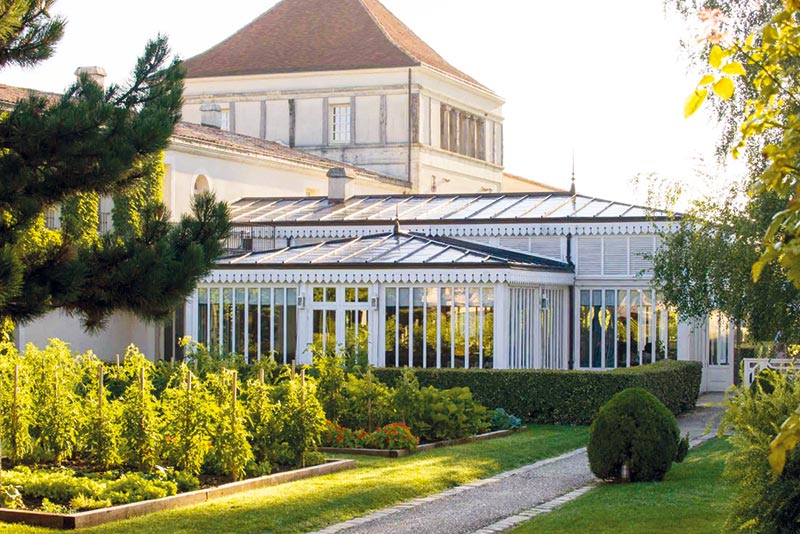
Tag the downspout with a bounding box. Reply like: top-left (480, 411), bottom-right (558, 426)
top-left (408, 68), bottom-right (412, 184)
top-left (567, 233), bottom-right (575, 370)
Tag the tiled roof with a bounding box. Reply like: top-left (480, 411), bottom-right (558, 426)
top-left (218, 231), bottom-right (572, 270)
top-left (184, 0), bottom-right (490, 92)
top-left (228, 192), bottom-right (673, 224)
top-left (0, 83), bottom-right (60, 108)
top-left (172, 122), bottom-right (407, 186)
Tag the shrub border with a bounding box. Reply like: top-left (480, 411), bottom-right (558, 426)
top-left (319, 427), bottom-right (525, 458)
top-left (373, 361), bottom-right (702, 425)
top-left (0, 459), bottom-right (355, 530)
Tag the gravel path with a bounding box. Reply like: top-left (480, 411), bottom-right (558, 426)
top-left (312, 394), bottom-right (725, 534)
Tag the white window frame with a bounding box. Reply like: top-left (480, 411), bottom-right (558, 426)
top-left (330, 103), bottom-right (351, 144)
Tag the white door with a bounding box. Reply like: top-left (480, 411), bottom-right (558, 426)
top-left (704, 312), bottom-right (734, 392)
top-left (309, 286), bottom-right (373, 361)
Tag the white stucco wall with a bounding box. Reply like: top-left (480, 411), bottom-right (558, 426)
top-left (266, 100), bottom-right (291, 144)
top-left (295, 98), bottom-right (324, 146)
top-left (18, 311), bottom-right (158, 361)
top-left (235, 100), bottom-right (262, 138)
top-left (355, 95), bottom-right (381, 144)
top-left (416, 146), bottom-right (504, 193)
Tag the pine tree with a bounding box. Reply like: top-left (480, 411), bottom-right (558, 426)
top-left (0, 2), bottom-right (230, 331)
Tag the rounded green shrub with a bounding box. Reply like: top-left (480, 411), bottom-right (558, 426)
top-left (588, 387), bottom-right (687, 482)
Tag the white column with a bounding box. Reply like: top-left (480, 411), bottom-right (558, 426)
top-left (297, 283), bottom-right (313, 365)
top-left (494, 284), bottom-right (510, 369)
top-left (533, 287), bottom-right (542, 369)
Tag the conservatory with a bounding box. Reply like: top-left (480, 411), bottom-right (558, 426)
top-left (186, 230), bottom-right (575, 369)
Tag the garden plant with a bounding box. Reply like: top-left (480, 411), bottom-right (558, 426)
top-left (588, 388), bottom-right (689, 482)
top-left (0, 340), bottom-right (326, 513)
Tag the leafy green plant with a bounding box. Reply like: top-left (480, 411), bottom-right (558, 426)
top-left (489, 408), bottom-right (523, 431)
top-left (0, 483), bottom-right (24, 509)
top-left (721, 369), bottom-right (800, 532)
top-left (0, 342), bottom-right (33, 463)
top-left (119, 347), bottom-right (161, 472)
top-left (391, 368), bottom-right (422, 425)
top-left (588, 388), bottom-right (687, 482)
top-left (280, 372), bottom-right (326, 468)
top-left (12, 469), bottom-right (104, 502)
top-left (69, 494), bottom-right (112, 511)
top-left (101, 472), bottom-right (177, 505)
top-left (159, 365), bottom-right (213, 475)
top-left (40, 498), bottom-right (69, 513)
top-left (26, 340), bottom-right (82, 464)
top-left (338, 370), bottom-right (392, 430)
top-left (242, 377), bottom-right (282, 470)
top-left (312, 349), bottom-right (347, 423)
top-left (79, 356), bottom-right (122, 469)
top-left (204, 370), bottom-right (253, 481)
top-left (408, 386), bottom-right (488, 442)
top-left (168, 470), bottom-right (200, 493)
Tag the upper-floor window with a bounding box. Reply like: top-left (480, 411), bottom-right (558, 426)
top-left (440, 104), bottom-right (486, 161)
top-left (330, 104), bottom-right (351, 144)
top-left (194, 174), bottom-right (210, 195)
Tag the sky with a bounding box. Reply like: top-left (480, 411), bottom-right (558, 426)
top-left (1, 0), bottom-right (727, 205)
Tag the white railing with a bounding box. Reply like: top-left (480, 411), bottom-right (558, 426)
top-left (743, 358), bottom-right (799, 386)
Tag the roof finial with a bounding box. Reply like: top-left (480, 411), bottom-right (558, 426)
top-left (393, 205), bottom-right (401, 237)
top-left (570, 150), bottom-right (576, 196)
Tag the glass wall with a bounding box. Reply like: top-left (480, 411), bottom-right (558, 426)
top-left (385, 286), bottom-right (494, 368)
top-left (196, 286), bottom-right (297, 363)
top-left (578, 288), bottom-right (677, 369)
top-left (708, 311), bottom-right (731, 365)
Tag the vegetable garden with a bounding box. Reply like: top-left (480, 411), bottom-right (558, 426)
top-left (0, 340), bottom-right (518, 515)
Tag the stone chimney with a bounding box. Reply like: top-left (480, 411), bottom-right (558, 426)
top-left (327, 167), bottom-right (357, 203)
top-left (74, 66), bottom-right (107, 88)
top-left (200, 103), bottom-right (222, 129)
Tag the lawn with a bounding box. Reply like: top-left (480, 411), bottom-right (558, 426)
top-left (0, 424), bottom-right (587, 534)
top-left (512, 438), bottom-right (733, 534)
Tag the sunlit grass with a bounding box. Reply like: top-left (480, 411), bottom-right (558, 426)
top-left (512, 438), bottom-right (733, 534)
top-left (0, 424), bottom-right (587, 534)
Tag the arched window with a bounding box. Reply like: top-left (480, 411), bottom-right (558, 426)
top-left (194, 174), bottom-right (210, 194)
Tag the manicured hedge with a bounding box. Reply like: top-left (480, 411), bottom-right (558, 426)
top-left (373, 360), bottom-right (702, 425)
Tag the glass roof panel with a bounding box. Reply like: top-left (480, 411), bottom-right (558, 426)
top-left (445, 197), bottom-right (504, 219)
top-left (474, 196), bottom-right (528, 219)
top-left (497, 196), bottom-right (554, 218)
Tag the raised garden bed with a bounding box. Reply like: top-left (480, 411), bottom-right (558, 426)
top-left (319, 427), bottom-right (525, 458)
top-left (0, 458), bottom-right (354, 530)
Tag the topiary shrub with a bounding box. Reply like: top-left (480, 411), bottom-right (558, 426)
top-left (588, 387), bottom-right (688, 482)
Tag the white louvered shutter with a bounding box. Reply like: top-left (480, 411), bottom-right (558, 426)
top-left (603, 237), bottom-right (628, 275)
top-left (630, 236), bottom-right (655, 276)
top-left (576, 237), bottom-right (602, 276)
top-left (529, 236), bottom-right (563, 260)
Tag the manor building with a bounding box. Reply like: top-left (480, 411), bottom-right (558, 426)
top-left (11, 0), bottom-right (734, 392)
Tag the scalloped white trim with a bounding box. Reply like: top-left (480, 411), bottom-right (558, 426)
top-left (231, 221), bottom-right (674, 240)
top-left (205, 268), bottom-right (574, 286)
